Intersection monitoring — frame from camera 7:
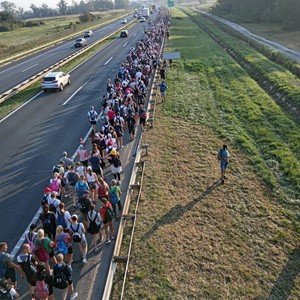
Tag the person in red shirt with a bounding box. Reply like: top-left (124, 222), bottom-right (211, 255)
top-left (97, 178), bottom-right (109, 200)
top-left (99, 199), bottom-right (114, 244)
top-left (107, 106), bottom-right (115, 126)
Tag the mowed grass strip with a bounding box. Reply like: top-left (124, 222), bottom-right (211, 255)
top-left (120, 8), bottom-right (300, 300)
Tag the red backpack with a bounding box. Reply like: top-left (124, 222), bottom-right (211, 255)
top-left (35, 239), bottom-right (49, 262)
top-left (35, 279), bottom-right (49, 299)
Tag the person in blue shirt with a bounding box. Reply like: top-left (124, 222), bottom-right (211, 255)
top-left (218, 144), bottom-right (230, 185)
top-left (158, 80), bottom-right (168, 102)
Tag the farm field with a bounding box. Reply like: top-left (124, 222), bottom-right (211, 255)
top-left (115, 8), bottom-right (300, 300)
top-left (0, 9), bottom-right (129, 60)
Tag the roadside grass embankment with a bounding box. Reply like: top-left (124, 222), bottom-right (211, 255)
top-left (179, 8), bottom-right (300, 201)
top-left (184, 9), bottom-right (300, 120)
top-left (120, 8), bottom-right (300, 299)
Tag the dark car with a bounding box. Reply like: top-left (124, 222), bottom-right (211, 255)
top-left (74, 38), bottom-right (87, 48)
top-left (120, 30), bottom-right (129, 38)
top-left (84, 30), bottom-right (93, 38)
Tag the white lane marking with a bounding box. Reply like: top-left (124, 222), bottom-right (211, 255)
top-left (0, 91), bottom-right (43, 124)
top-left (21, 63), bottom-right (39, 73)
top-left (10, 208), bottom-right (42, 259)
top-left (6, 36), bottom-right (118, 258)
top-left (104, 57), bottom-right (113, 66)
top-left (133, 33), bottom-right (137, 37)
top-left (123, 42), bottom-right (128, 47)
top-left (62, 86), bottom-right (83, 106)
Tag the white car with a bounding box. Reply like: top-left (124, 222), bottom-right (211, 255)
top-left (121, 18), bottom-right (127, 24)
top-left (140, 17), bottom-right (146, 22)
top-left (84, 30), bottom-right (93, 37)
top-left (41, 71), bottom-right (71, 91)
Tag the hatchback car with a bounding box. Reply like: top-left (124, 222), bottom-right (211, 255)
top-left (140, 17), bottom-right (146, 22)
top-left (84, 30), bottom-right (93, 37)
top-left (41, 71), bottom-right (71, 91)
top-left (74, 38), bottom-right (87, 48)
top-left (121, 18), bottom-right (127, 24)
top-left (120, 30), bottom-right (129, 38)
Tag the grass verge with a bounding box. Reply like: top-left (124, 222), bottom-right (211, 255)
top-left (118, 8), bottom-right (300, 300)
top-left (0, 10), bottom-right (130, 61)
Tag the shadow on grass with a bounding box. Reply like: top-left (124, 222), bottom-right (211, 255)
top-left (268, 246), bottom-right (300, 300)
top-left (141, 180), bottom-right (221, 241)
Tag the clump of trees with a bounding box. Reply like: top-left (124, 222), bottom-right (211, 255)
top-left (0, 0), bottom-right (130, 24)
top-left (212, 0), bottom-right (300, 30)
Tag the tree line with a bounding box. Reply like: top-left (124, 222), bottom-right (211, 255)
top-left (0, 0), bottom-right (132, 21)
top-left (212, 0), bottom-right (300, 30)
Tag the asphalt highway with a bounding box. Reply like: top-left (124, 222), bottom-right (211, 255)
top-left (0, 15), bottom-right (135, 95)
top-left (0, 17), bottom-right (154, 299)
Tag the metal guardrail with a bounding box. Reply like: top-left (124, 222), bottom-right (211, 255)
top-left (0, 20), bottom-right (135, 104)
top-left (102, 33), bottom-right (166, 299)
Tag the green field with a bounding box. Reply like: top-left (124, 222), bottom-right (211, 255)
top-left (114, 8), bottom-right (300, 299)
top-left (0, 10), bottom-right (129, 60)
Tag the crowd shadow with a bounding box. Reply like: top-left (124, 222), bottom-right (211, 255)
top-left (268, 246), bottom-right (300, 300)
top-left (141, 180), bottom-right (221, 241)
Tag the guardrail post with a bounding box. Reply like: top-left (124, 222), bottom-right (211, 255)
top-left (139, 144), bottom-right (149, 155)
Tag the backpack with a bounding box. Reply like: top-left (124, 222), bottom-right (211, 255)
top-left (120, 106), bottom-right (126, 117)
top-left (57, 212), bottom-right (67, 229)
top-left (77, 197), bottom-right (91, 214)
top-left (68, 172), bottom-right (77, 186)
top-left (35, 280), bottom-right (49, 299)
top-left (105, 206), bottom-right (113, 222)
top-left (103, 125), bottom-right (110, 136)
top-left (71, 224), bottom-right (82, 243)
top-left (109, 186), bottom-right (118, 205)
top-left (19, 254), bottom-right (36, 278)
top-left (0, 253), bottom-right (7, 278)
top-left (89, 111), bottom-right (97, 121)
top-left (48, 200), bottom-right (58, 213)
top-left (0, 288), bottom-right (12, 300)
top-left (52, 165), bottom-right (60, 174)
top-left (56, 234), bottom-right (68, 255)
top-left (35, 239), bottom-right (49, 262)
top-left (53, 265), bottom-right (68, 289)
top-left (87, 213), bottom-right (100, 234)
top-left (141, 111), bottom-right (147, 119)
top-left (160, 84), bottom-right (167, 92)
top-left (26, 232), bottom-right (36, 252)
top-left (76, 182), bottom-right (86, 198)
top-left (112, 156), bottom-right (121, 168)
top-left (41, 194), bottom-right (49, 206)
top-left (42, 214), bottom-right (53, 233)
top-left (49, 179), bottom-right (59, 192)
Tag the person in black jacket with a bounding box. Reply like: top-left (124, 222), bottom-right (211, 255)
top-left (53, 254), bottom-right (78, 300)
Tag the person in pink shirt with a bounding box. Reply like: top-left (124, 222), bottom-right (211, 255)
top-left (76, 145), bottom-right (88, 168)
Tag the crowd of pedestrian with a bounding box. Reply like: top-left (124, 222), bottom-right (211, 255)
top-left (0, 8), bottom-right (171, 300)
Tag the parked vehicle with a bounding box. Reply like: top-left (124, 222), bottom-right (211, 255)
top-left (41, 72), bottom-right (71, 91)
top-left (74, 38), bottom-right (87, 48)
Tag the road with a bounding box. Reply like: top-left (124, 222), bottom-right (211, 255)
top-left (0, 17), bottom-right (154, 299)
top-left (200, 10), bottom-right (300, 63)
top-left (0, 15), bottom-right (135, 95)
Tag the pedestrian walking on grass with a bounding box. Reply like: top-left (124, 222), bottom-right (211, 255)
top-left (218, 144), bottom-right (230, 185)
top-left (158, 80), bottom-right (168, 102)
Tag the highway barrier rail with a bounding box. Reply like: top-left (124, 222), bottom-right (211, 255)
top-left (0, 20), bottom-right (135, 104)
